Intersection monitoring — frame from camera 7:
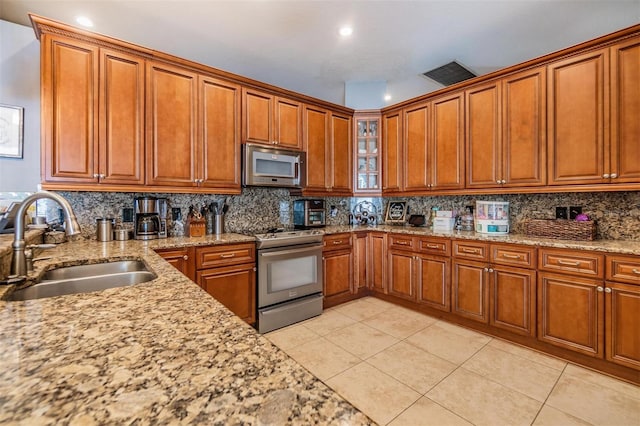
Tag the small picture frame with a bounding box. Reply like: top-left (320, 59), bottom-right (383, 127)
top-left (0, 104), bottom-right (24, 159)
top-left (385, 201), bottom-right (408, 223)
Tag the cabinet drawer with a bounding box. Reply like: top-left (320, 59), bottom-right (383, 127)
top-left (388, 234), bottom-right (415, 251)
top-left (453, 240), bottom-right (489, 261)
top-left (606, 254), bottom-right (640, 284)
top-left (538, 248), bottom-right (603, 278)
top-left (416, 237), bottom-right (450, 256)
top-left (491, 244), bottom-right (536, 269)
top-left (196, 243), bottom-right (256, 269)
top-left (323, 233), bottom-right (352, 252)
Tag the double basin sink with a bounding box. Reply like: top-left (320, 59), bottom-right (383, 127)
top-left (7, 260), bottom-right (156, 301)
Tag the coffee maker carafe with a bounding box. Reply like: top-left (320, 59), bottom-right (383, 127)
top-left (134, 196), bottom-right (160, 240)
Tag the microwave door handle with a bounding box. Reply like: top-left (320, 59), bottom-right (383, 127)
top-left (260, 245), bottom-right (320, 258)
top-left (295, 161), bottom-right (299, 179)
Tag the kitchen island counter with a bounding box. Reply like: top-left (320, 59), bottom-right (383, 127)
top-left (0, 236), bottom-right (373, 425)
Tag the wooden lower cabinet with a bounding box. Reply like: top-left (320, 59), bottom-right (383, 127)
top-left (538, 272), bottom-right (604, 357)
top-left (323, 233), bottom-right (356, 308)
top-left (155, 247), bottom-right (195, 282)
top-left (452, 259), bottom-right (488, 322)
top-left (353, 232), bottom-right (368, 293)
top-left (369, 232), bottom-right (387, 293)
top-left (416, 254), bottom-right (450, 311)
top-left (197, 264), bottom-right (256, 324)
top-left (388, 250), bottom-right (415, 300)
top-left (606, 281), bottom-right (640, 370)
top-left (490, 265), bottom-right (536, 336)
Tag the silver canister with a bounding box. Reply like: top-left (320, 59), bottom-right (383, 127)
top-left (96, 218), bottom-right (114, 242)
top-left (214, 214), bottom-right (224, 235)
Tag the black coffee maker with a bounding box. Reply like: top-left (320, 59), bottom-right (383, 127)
top-left (134, 196), bottom-right (160, 240)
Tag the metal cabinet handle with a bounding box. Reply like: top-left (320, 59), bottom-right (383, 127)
top-left (603, 174), bottom-right (610, 179)
top-left (484, 267), bottom-right (489, 272)
top-left (597, 286), bottom-right (604, 292)
top-left (557, 259), bottom-right (581, 266)
top-left (182, 255), bottom-right (188, 260)
top-left (426, 244), bottom-right (439, 249)
top-left (461, 247), bottom-right (480, 254)
top-left (332, 240), bottom-right (343, 245)
top-left (632, 268), bottom-right (640, 275)
top-left (610, 173), bottom-right (617, 179)
top-left (220, 253), bottom-right (236, 258)
top-left (496, 180), bottom-right (501, 184)
top-left (488, 268), bottom-right (494, 273)
top-left (93, 173), bottom-right (100, 178)
top-left (604, 287), bottom-right (612, 293)
top-left (501, 179), bottom-right (506, 184)
top-left (501, 253), bottom-right (522, 259)
top-left (397, 241), bottom-right (409, 245)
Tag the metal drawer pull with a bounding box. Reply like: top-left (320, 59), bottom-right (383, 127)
top-left (220, 253), bottom-right (236, 258)
top-left (557, 259), bottom-right (581, 266)
top-left (182, 255), bottom-right (188, 260)
top-left (501, 253), bottom-right (522, 259)
top-left (397, 241), bottom-right (409, 245)
top-left (605, 287), bottom-right (612, 293)
top-left (632, 268), bottom-right (640, 275)
top-left (332, 240), bottom-right (343, 245)
top-left (426, 244), bottom-right (439, 249)
top-left (597, 286), bottom-right (604, 292)
top-left (461, 247), bottom-right (480, 254)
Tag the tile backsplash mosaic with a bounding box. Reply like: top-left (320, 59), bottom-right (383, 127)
top-left (3, 190), bottom-right (637, 241)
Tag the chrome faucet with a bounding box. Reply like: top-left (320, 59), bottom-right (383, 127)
top-left (11, 191), bottom-right (81, 277)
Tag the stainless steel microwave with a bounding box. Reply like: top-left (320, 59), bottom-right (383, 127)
top-left (242, 143), bottom-right (305, 188)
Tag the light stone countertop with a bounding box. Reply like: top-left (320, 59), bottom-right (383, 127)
top-left (0, 235), bottom-right (373, 425)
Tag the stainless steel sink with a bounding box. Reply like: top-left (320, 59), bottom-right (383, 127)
top-left (7, 260), bottom-right (156, 301)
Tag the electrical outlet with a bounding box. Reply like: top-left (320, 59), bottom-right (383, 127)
top-left (122, 208), bottom-right (134, 222)
top-left (555, 206), bottom-right (568, 219)
top-left (570, 206), bottom-right (583, 220)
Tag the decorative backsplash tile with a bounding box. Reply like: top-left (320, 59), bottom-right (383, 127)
top-left (7, 189), bottom-right (637, 241)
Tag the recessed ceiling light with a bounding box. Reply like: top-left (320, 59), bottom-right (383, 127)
top-left (384, 94), bottom-right (392, 102)
top-left (75, 16), bottom-right (94, 27)
top-left (339, 26), bottom-right (353, 37)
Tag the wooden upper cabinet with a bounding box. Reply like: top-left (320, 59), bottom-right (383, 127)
top-left (382, 110), bottom-right (403, 193)
top-left (146, 61), bottom-right (198, 187)
top-left (42, 35), bottom-right (99, 182)
top-left (403, 102), bottom-right (430, 191)
top-left (198, 76), bottom-right (241, 190)
top-left (548, 48), bottom-right (609, 185)
top-left (430, 93), bottom-right (465, 190)
top-left (99, 48), bottom-right (145, 185)
top-left (610, 36), bottom-right (640, 183)
top-left (330, 112), bottom-right (353, 194)
top-left (242, 88), bottom-right (302, 149)
top-left (466, 81), bottom-right (501, 188)
top-left (502, 67), bottom-right (546, 187)
top-left (304, 105), bottom-right (330, 192)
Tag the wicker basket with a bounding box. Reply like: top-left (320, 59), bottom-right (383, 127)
top-left (523, 219), bottom-right (597, 241)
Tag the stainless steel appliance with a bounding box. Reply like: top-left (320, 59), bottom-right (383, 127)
top-left (242, 143), bottom-right (305, 188)
top-left (293, 199), bottom-right (325, 229)
top-left (255, 229), bottom-right (324, 333)
top-left (134, 196), bottom-right (160, 240)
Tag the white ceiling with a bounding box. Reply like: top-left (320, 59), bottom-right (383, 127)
top-left (2, 0), bottom-right (639, 107)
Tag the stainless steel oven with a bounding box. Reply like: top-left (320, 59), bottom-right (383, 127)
top-left (256, 230), bottom-right (323, 333)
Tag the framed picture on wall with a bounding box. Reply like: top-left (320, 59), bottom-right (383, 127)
top-left (385, 201), bottom-right (408, 223)
top-left (0, 104), bottom-right (24, 159)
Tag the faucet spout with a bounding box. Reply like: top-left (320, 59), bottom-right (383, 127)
top-left (11, 190), bottom-right (81, 277)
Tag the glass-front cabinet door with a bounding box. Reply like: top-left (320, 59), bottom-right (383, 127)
top-left (354, 112), bottom-right (381, 194)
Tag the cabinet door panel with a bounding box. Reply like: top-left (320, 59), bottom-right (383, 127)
top-left (388, 251), bottom-right (414, 300)
top-left (146, 62), bottom-right (198, 186)
top-left (331, 113), bottom-right (353, 194)
top-left (369, 233), bottom-right (387, 293)
top-left (606, 281), bottom-right (640, 370)
top-left (353, 233), bottom-right (368, 291)
top-left (466, 82), bottom-right (501, 188)
top-left (156, 247), bottom-right (195, 282)
top-left (610, 37), bottom-right (640, 183)
top-left (548, 49), bottom-right (608, 185)
top-left (198, 264), bottom-right (256, 324)
top-left (99, 49), bottom-right (145, 185)
top-left (431, 93), bottom-right (465, 190)
top-left (403, 102), bottom-right (429, 191)
top-left (274, 97), bottom-right (302, 149)
top-left (538, 272), bottom-right (604, 357)
top-left (43, 36), bottom-right (99, 182)
top-left (417, 254), bottom-right (450, 311)
top-left (502, 68), bottom-right (546, 187)
top-left (452, 260), bottom-right (488, 322)
top-left (304, 106), bottom-right (329, 191)
top-left (383, 111), bottom-right (402, 192)
top-left (323, 250), bottom-right (353, 297)
top-left (243, 89), bottom-right (272, 145)
top-left (199, 76), bottom-right (241, 189)
top-left (491, 266), bottom-right (536, 336)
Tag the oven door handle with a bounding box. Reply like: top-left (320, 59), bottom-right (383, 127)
top-left (259, 245), bottom-right (321, 258)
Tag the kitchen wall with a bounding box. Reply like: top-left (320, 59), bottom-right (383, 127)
top-left (48, 190), bottom-right (640, 241)
top-left (0, 20), bottom-right (41, 192)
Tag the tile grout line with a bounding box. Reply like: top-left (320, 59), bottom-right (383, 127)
top-left (528, 362), bottom-right (569, 425)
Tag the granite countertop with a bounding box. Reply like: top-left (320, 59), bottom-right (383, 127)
top-left (0, 235), bottom-right (373, 425)
top-left (322, 225), bottom-right (640, 255)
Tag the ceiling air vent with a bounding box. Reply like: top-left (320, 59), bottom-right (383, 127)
top-left (422, 61), bottom-right (476, 86)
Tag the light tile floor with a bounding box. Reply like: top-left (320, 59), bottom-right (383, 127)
top-left (265, 297), bottom-right (640, 426)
